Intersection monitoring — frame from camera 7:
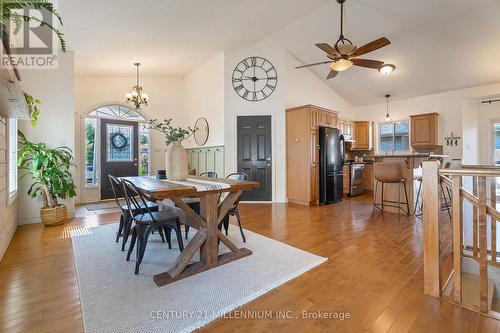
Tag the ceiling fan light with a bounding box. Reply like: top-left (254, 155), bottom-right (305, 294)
top-left (378, 64), bottom-right (396, 75)
top-left (330, 59), bottom-right (353, 72)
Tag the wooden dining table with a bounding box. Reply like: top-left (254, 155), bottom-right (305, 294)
top-left (122, 175), bottom-right (259, 287)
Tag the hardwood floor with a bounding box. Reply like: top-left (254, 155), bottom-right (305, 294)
top-left (0, 194), bottom-right (499, 332)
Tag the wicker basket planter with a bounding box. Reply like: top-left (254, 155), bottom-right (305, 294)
top-left (165, 141), bottom-right (188, 181)
top-left (40, 204), bottom-right (68, 227)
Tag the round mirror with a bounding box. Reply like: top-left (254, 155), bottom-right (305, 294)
top-left (194, 117), bottom-right (209, 146)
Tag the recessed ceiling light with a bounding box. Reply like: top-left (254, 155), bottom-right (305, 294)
top-left (378, 64), bottom-right (396, 75)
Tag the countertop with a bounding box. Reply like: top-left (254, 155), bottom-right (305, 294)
top-left (344, 160), bottom-right (373, 165)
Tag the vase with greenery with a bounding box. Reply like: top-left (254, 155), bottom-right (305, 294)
top-left (17, 130), bottom-right (76, 226)
top-left (146, 118), bottom-right (196, 180)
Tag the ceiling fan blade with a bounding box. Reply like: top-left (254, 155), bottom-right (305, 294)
top-left (295, 60), bottom-right (333, 69)
top-left (351, 58), bottom-right (384, 69)
top-left (315, 43), bottom-right (340, 57)
top-left (326, 70), bottom-right (338, 79)
top-left (348, 37), bottom-right (390, 58)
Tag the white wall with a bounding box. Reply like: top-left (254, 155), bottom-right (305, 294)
top-left (285, 52), bottom-right (354, 119)
top-left (353, 83), bottom-right (500, 160)
top-left (479, 101), bottom-right (500, 164)
top-left (74, 76), bottom-right (185, 203)
top-left (18, 52), bottom-right (75, 224)
top-left (183, 52), bottom-right (225, 149)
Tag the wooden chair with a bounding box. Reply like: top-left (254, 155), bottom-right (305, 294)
top-left (122, 179), bottom-right (184, 274)
top-left (108, 175), bottom-right (162, 251)
top-left (219, 172), bottom-right (248, 242)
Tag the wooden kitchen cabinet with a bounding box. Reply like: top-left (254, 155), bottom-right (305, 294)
top-left (343, 164), bottom-right (350, 195)
top-left (410, 113), bottom-right (438, 148)
top-left (338, 118), bottom-right (354, 140)
top-left (286, 105), bottom-right (339, 205)
top-left (353, 121), bottom-right (370, 150)
top-left (364, 163), bottom-right (373, 191)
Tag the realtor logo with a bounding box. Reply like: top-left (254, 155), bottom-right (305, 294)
top-left (0, 0), bottom-right (60, 69)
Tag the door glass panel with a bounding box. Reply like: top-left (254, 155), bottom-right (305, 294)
top-left (107, 124), bottom-right (133, 161)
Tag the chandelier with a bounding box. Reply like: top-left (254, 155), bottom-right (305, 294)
top-left (125, 63), bottom-right (149, 110)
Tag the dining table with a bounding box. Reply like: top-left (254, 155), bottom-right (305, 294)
top-left (122, 175), bottom-right (260, 287)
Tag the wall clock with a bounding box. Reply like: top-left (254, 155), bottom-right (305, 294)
top-left (232, 56), bottom-right (277, 102)
top-left (110, 132), bottom-right (128, 150)
top-left (194, 117), bottom-right (209, 146)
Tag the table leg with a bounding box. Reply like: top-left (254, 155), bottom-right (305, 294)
top-left (199, 193), bottom-right (219, 268)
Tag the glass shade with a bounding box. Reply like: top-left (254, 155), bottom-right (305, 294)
top-left (330, 59), bottom-right (353, 72)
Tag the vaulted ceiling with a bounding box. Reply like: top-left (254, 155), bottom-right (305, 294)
top-left (62, 0), bottom-right (500, 106)
top-left (61, 0), bottom-right (329, 77)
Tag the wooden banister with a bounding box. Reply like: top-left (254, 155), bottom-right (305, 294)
top-left (423, 162), bottom-right (500, 314)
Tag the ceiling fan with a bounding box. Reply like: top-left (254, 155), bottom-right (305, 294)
top-left (296, 0), bottom-right (391, 79)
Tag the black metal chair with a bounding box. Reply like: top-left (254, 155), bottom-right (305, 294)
top-left (200, 171), bottom-right (218, 178)
top-left (182, 171), bottom-right (218, 239)
top-left (122, 179), bottom-right (184, 274)
top-left (108, 175), bottom-right (162, 251)
top-left (219, 172), bottom-right (248, 242)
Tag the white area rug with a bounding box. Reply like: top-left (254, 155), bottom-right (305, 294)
top-left (72, 223), bottom-right (327, 333)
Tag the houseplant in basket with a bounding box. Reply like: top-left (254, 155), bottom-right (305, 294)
top-left (17, 130), bottom-right (76, 226)
top-left (146, 119), bottom-right (196, 180)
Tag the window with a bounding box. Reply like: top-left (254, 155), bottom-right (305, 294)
top-left (8, 118), bottom-right (18, 195)
top-left (84, 118), bottom-right (97, 186)
top-left (378, 120), bottom-right (410, 153)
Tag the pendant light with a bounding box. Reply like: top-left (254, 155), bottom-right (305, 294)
top-left (125, 63), bottom-right (149, 110)
top-left (385, 94), bottom-right (391, 121)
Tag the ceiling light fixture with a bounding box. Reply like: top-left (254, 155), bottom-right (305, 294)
top-left (330, 58), bottom-right (353, 72)
top-left (125, 63), bottom-right (149, 110)
top-left (385, 94), bottom-right (391, 121)
top-left (378, 63), bottom-right (396, 75)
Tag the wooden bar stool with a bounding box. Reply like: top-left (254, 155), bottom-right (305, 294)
top-left (373, 162), bottom-right (410, 216)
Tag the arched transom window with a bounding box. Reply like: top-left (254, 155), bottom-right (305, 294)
top-left (89, 104), bottom-right (145, 121)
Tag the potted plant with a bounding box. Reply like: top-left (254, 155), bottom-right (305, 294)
top-left (17, 130), bottom-right (76, 226)
top-left (146, 119), bottom-right (196, 180)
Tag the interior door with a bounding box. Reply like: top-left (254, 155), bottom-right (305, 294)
top-left (100, 118), bottom-right (139, 199)
top-left (237, 116), bottom-right (272, 201)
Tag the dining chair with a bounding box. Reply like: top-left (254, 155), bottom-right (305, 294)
top-left (122, 179), bottom-right (184, 274)
top-left (108, 175), bottom-right (162, 251)
top-left (219, 172), bottom-right (248, 242)
top-left (182, 171), bottom-right (218, 239)
top-left (200, 171), bottom-right (218, 178)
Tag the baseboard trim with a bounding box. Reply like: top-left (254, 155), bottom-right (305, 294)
top-left (19, 217), bottom-right (41, 225)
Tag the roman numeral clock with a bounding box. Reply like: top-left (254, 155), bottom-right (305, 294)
top-left (232, 56), bottom-right (277, 101)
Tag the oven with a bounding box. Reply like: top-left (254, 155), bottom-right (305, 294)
top-left (349, 163), bottom-right (365, 196)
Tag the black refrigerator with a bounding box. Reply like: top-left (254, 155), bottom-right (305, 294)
top-left (319, 127), bottom-right (345, 204)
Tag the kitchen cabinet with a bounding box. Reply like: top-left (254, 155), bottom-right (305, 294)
top-left (410, 113), bottom-right (438, 148)
top-left (364, 163), bottom-right (373, 191)
top-left (286, 105), bottom-right (339, 205)
top-left (343, 164), bottom-right (350, 195)
top-left (353, 121), bottom-right (370, 150)
top-left (338, 118), bottom-right (354, 140)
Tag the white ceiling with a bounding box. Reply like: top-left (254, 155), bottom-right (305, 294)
top-left (264, 0), bottom-right (500, 106)
top-left (61, 0), bottom-right (500, 106)
top-left (61, 0), bottom-right (329, 77)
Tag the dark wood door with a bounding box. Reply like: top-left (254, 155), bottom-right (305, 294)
top-left (100, 119), bottom-right (139, 199)
top-left (237, 116), bottom-right (272, 201)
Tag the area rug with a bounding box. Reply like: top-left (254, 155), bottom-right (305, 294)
top-left (72, 224), bottom-right (327, 333)
top-left (85, 200), bottom-right (124, 211)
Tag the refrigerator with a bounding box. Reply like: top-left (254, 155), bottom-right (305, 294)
top-left (319, 127), bottom-right (345, 204)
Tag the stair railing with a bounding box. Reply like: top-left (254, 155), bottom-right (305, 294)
top-left (422, 161), bottom-right (500, 314)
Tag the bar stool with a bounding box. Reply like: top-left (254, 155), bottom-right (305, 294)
top-left (413, 161), bottom-right (452, 218)
top-left (373, 162), bottom-right (410, 216)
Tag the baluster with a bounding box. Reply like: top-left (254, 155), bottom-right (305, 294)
top-left (477, 176), bottom-right (488, 313)
top-left (451, 175), bottom-right (462, 303)
top-left (473, 176), bottom-right (478, 259)
top-left (491, 177), bottom-right (497, 263)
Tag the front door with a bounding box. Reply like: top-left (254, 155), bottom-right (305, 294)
top-left (100, 118), bottom-right (139, 199)
top-left (237, 116), bottom-right (272, 201)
